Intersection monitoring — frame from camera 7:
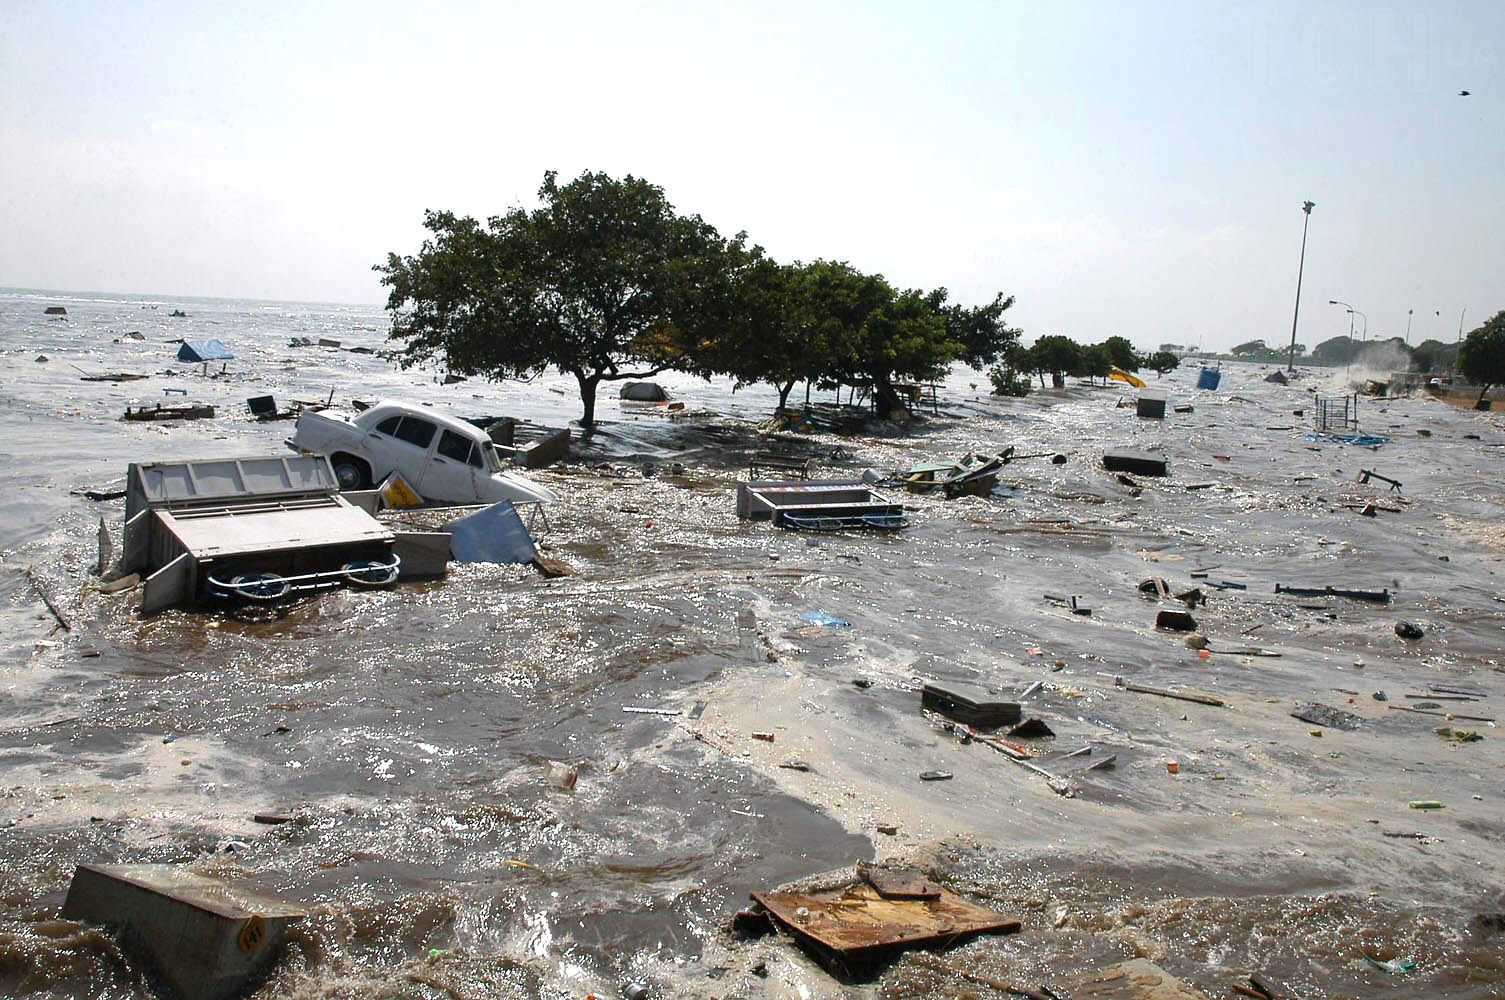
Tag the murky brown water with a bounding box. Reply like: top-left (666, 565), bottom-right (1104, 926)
top-left (2, 290), bottom-right (1504, 998)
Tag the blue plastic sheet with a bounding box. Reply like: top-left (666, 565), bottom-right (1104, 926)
top-left (800, 610), bottom-right (852, 628)
top-left (1305, 432), bottom-right (1388, 447)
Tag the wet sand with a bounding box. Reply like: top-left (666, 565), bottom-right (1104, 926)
top-left (2, 291), bottom-right (1504, 998)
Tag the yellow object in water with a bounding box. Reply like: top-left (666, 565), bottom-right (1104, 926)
top-left (379, 471), bottom-right (424, 509)
top-left (1107, 367), bottom-right (1146, 388)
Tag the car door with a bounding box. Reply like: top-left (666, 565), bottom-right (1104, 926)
top-left (364, 415), bottom-right (405, 478)
top-left (378, 416), bottom-right (440, 493)
top-left (432, 428), bottom-right (484, 502)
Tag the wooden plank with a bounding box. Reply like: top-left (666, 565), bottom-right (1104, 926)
top-left (1119, 681), bottom-right (1224, 707)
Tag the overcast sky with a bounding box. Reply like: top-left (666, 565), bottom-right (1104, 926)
top-left (1, 1), bottom-right (1500, 350)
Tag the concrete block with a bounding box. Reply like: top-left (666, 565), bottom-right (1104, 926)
top-left (61, 864), bottom-right (304, 1000)
top-left (921, 682), bottom-right (1021, 727)
top-left (1137, 390), bottom-right (1167, 418)
top-left (1103, 452), bottom-right (1168, 477)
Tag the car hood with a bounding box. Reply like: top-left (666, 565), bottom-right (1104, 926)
top-left (488, 471), bottom-right (558, 505)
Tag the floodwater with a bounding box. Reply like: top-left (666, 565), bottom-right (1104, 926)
top-left (1, 288), bottom-right (1503, 999)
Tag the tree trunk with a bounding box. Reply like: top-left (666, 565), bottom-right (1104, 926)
top-left (776, 380), bottom-right (796, 411)
top-left (574, 371), bottom-right (601, 428)
top-left (873, 376), bottom-right (907, 420)
top-left (1479, 382), bottom-right (1492, 407)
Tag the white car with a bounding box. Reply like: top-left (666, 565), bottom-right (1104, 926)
top-left (290, 400), bottom-right (558, 505)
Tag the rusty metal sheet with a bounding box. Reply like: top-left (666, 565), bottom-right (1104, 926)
top-left (752, 883), bottom-right (1019, 956)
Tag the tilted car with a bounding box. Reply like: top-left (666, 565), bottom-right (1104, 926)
top-left (290, 400), bottom-right (558, 506)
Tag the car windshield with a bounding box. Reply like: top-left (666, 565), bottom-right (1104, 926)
top-left (484, 444), bottom-right (505, 474)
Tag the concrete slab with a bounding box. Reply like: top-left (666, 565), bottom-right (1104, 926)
top-left (61, 864), bottom-right (304, 1000)
top-left (1103, 452), bottom-right (1169, 477)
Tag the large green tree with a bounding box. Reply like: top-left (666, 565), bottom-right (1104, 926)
top-left (860, 287), bottom-right (959, 418)
top-left (711, 258), bottom-right (841, 411)
top-left (1026, 335), bottom-right (1084, 385)
top-left (1144, 350), bottom-right (1181, 375)
top-left (377, 170), bottom-right (744, 427)
top-left (794, 263), bottom-right (960, 419)
top-left (1100, 335), bottom-right (1140, 371)
top-left (1072, 342), bottom-right (1114, 380)
top-left (1458, 310), bottom-right (1505, 406)
top-left (927, 290), bottom-right (1022, 369)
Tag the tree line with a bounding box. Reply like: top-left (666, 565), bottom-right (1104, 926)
top-left (377, 170), bottom-right (1021, 426)
top-left (1227, 334), bottom-right (1467, 372)
top-left (988, 336), bottom-right (1179, 396)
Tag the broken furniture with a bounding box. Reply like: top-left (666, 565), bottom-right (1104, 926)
top-left (125, 403), bottom-right (216, 422)
top-left (246, 395), bottom-right (306, 421)
top-left (1357, 468), bottom-right (1402, 492)
top-left (61, 863), bottom-right (304, 1000)
top-left (903, 451), bottom-right (1009, 497)
top-left (749, 451), bottom-right (814, 480)
top-left (121, 455), bottom-right (400, 614)
top-left (737, 480), bottom-right (908, 531)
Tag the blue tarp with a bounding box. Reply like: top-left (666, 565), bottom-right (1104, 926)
top-left (443, 500), bottom-right (538, 564)
top-left (800, 610), bottom-right (852, 628)
top-left (177, 340), bottom-right (234, 362)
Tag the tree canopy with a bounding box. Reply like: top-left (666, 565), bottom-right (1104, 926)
top-left (1101, 336), bottom-right (1139, 371)
top-left (992, 334), bottom-right (1150, 392)
top-left (378, 171), bottom-right (746, 426)
top-left (1458, 310), bottom-right (1505, 405)
top-left (1410, 338), bottom-right (1458, 373)
top-left (379, 170), bottom-right (1021, 426)
top-left (1311, 336), bottom-right (1361, 363)
top-left (1144, 350), bottom-right (1181, 375)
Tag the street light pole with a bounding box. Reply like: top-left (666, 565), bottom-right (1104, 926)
top-left (1453, 307), bottom-right (1468, 377)
top-left (1329, 299), bottom-right (1356, 375)
top-left (1404, 309), bottom-right (1413, 347)
top-left (1286, 200), bottom-right (1315, 372)
top-left (1329, 298), bottom-right (1355, 341)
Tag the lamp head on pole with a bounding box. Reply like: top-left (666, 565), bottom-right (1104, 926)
top-left (1302, 200), bottom-right (1316, 214)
